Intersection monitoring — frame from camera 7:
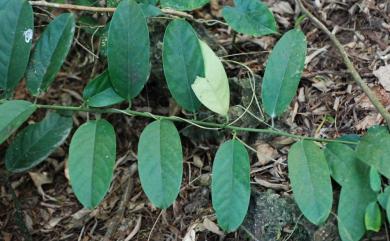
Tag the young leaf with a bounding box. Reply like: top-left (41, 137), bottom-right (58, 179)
top-left (191, 41), bottom-right (230, 116)
top-left (5, 112), bottom-right (73, 173)
top-left (211, 140), bottom-right (250, 232)
top-left (261, 29), bottom-right (307, 118)
top-left (222, 0), bottom-right (277, 36)
top-left (356, 126), bottom-right (390, 178)
top-left (369, 167), bottom-right (381, 193)
top-left (324, 142), bottom-right (360, 186)
top-left (137, 120), bottom-right (183, 209)
top-left (83, 70), bottom-right (124, 107)
top-left (68, 119), bottom-right (116, 208)
top-left (108, 0), bottom-right (150, 100)
top-left (288, 140), bottom-right (332, 225)
top-left (163, 20), bottom-right (204, 112)
top-left (0, 100), bottom-right (36, 145)
top-left (26, 13), bottom-right (75, 96)
top-left (160, 0), bottom-right (209, 11)
top-left (0, 0), bottom-right (33, 95)
top-left (365, 201), bottom-right (381, 232)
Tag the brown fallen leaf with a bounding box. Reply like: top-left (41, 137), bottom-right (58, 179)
top-left (255, 141), bottom-right (278, 166)
top-left (355, 113), bottom-right (382, 130)
top-left (28, 171), bottom-right (55, 201)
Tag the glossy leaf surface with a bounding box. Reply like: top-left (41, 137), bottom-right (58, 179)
top-left (83, 70), bottom-right (124, 107)
top-left (5, 112), bottom-right (72, 172)
top-left (26, 13), bottom-right (75, 95)
top-left (0, 100), bottom-right (36, 145)
top-left (0, 0), bottom-right (33, 95)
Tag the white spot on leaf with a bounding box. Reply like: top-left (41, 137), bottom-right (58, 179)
top-left (23, 29), bottom-right (33, 43)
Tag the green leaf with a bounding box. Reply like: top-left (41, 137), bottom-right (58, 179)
top-left (163, 20), bottom-right (204, 112)
top-left (139, 3), bottom-right (162, 17)
top-left (369, 167), bottom-right (381, 192)
top-left (68, 119), bottom-right (116, 208)
top-left (161, 0), bottom-right (209, 11)
top-left (107, 0), bottom-right (150, 100)
top-left (0, 100), bottom-right (36, 145)
top-left (0, 0), bottom-right (33, 95)
top-left (324, 142), bottom-right (361, 186)
top-left (191, 41), bottom-right (230, 116)
top-left (261, 29), bottom-right (307, 118)
top-left (5, 112), bottom-right (73, 173)
top-left (222, 0), bottom-right (277, 36)
top-left (356, 126), bottom-right (390, 178)
top-left (26, 13), bottom-right (75, 96)
top-left (378, 186), bottom-right (390, 209)
top-left (137, 120), bottom-right (183, 209)
top-left (327, 144), bottom-right (376, 241)
top-left (338, 177), bottom-right (377, 241)
top-left (365, 201), bottom-right (381, 232)
top-left (387, 195), bottom-right (390, 223)
top-left (83, 70), bottom-right (124, 107)
top-left (288, 140), bottom-right (332, 225)
top-left (211, 140), bottom-right (250, 232)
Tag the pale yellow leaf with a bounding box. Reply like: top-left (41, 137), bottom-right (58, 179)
top-left (192, 40), bottom-right (229, 116)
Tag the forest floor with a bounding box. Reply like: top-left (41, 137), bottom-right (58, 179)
top-left (1, 0), bottom-right (390, 240)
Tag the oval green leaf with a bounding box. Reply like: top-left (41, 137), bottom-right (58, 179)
top-left (222, 0), bottom-right (277, 36)
top-left (68, 119), bottom-right (116, 208)
top-left (163, 19), bottom-right (204, 112)
top-left (288, 140), bottom-right (332, 225)
top-left (161, 0), bottom-right (209, 11)
top-left (356, 126), bottom-right (390, 178)
top-left (261, 29), bottom-right (307, 118)
top-left (0, 100), bottom-right (36, 145)
top-left (378, 186), bottom-right (390, 209)
top-left (26, 13), bottom-right (75, 95)
top-left (0, 0), bottom-right (33, 95)
top-left (137, 120), bottom-right (183, 209)
top-left (369, 167), bottom-right (381, 193)
top-left (191, 40), bottom-right (230, 116)
top-left (5, 112), bottom-right (73, 173)
top-left (108, 0), bottom-right (150, 100)
top-left (83, 70), bottom-right (124, 107)
top-left (365, 201), bottom-right (381, 232)
top-left (338, 164), bottom-right (377, 241)
top-left (324, 142), bottom-right (359, 186)
top-left (211, 140), bottom-right (250, 232)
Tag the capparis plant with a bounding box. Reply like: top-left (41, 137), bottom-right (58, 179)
top-left (1, 0), bottom-right (390, 240)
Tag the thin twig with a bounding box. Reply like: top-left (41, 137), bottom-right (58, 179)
top-left (297, 0), bottom-right (390, 129)
top-left (21, 102), bottom-right (360, 145)
top-left (103, 164), bottom-right (137, 241)
top-left (28, 1), bottom-right (194, 19)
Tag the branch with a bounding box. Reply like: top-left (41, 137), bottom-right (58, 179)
top-left (296, 0), bottom-right (390, 130)
top-left (31, 103), bottom-right (357, 145)
top-left (28, 0), bottom-right (194, 19)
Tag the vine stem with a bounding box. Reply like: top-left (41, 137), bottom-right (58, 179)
top-left (33, 103), bottom-right (356, 145)
top-left (28, 0), bottom-right (194, 19)
top-left (297, 0), bottom-right (390, 130)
